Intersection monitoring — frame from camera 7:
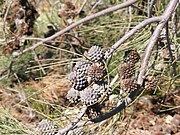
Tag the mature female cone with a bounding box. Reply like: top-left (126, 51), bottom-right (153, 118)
top-left (33, 119), bottom-right (58, 135)
top-left (120, 78), bottom-right (138, 93)
top-left (144, 76), bottom-right (158, 92)
top-left (124, 50), bottom-right (140, 63)
top-left (79, 83), bottom-right (106, 106)
top-left (86, 46), bottom-right (105, 62)
top-left (74, 61), bottom-right (92, 77)
top-left (118, 62), bottom-right (135, 79)
top-left (67, 127), bottom-right (85, 135)
top-left (79, 87), bottom-right (100, 106)
top-left (86, 103), bottom-right (102, 119)
top-left (88, 62), bottom-right (106, 82)
top-left (66, 88), bottom-right (80, 103)
top-left (67, 70), bottom-right (89, 91)
top-left (73, 73), bottom-right (89, 90)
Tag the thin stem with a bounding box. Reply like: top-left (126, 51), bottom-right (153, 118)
top-left (148, 0), bottom-right (155, 18)
top-left (78, 0), bottom-right (87, 14)
top-left (3, 0), bottom-right (13, 37)
top-left (165, 22), bottom-right (177, 76)
top-left (105, 16), bottom-right (162, 58)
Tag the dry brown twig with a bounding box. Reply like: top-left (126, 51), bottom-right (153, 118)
top-left (77, 0), bottom-right (87, 14)
top-left (3, 0), bottom-right (13, 37)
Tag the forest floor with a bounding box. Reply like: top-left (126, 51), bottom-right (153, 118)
top-left (0, 73), bottom-right (179, 135)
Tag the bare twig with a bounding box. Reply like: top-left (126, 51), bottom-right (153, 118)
top-left (16, 0), bottom-right (138, 56)
top-left (32, 50), bottom-right (46, 75)
top-left (131, 4), bottom-right (148, 16)
top-left (147, 0), bottom-right (156, 69)
top-left (126, 6), bottom-right (132, 33)
top-left (148, 0), bottom-right (155, 18)
top-left (75, 87), bottom-right (140, 128)
top-left (77, 0), bottom-right (87, 14)
top-left (89, 0), bottom-right (102, 15)
top-left (165, 22), bottom-right (177, 76)
top-left (137, 0), bottom-right (178, 85)
top-left (105, 16), bottom-right (162, 58)
top-left (3, 0), bottom-right (13, 36)
top-left (56, 106), bottom-right (87, 135)
top-left (171, 3), bottom-right (179, 59)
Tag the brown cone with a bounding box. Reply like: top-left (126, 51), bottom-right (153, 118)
top-left (120, 78), bottom-right (138, 93)
top-left (144, 76), bottom-right (158, 92)
top-left (118, 62), bottom-right (135, 79)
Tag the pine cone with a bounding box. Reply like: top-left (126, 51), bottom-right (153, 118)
top-left (67, 127), bottom-right (85, 135)
top-left (33, 119), bottom-right (58, 135)
top-left (68, 61), bottom-right (92, 90)
top-left (80, 87), bottom-right (100, 106)
top-left (88, 63), bottom-right (106, 82)
top-left (86, 46), bottom-right (104, 62)
top-left (66, 88), bottom-right (80, 103)
top-left (118, 62), bottom-right (135, 79)
top-left (68, 71), bottom-right (88, 91)
top-left (72, 73), bottom-right (88, 90)
top-left (86, 104), bottom-right (102, 119)
top-left (124, 50), bottom-right (140, 63)
top-left (79, 83), bottom-right (106, 106)
top-left (120, 78), bottom-right (138, 92)
top-left (74, 61), bottom-right (92, 77)
top-left (144, 76), bottom-right (158, 92)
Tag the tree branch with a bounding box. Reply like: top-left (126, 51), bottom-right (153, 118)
top-left (16, 0), bottom-right (138, 56)
top-left (105, 16), bottom-right (162, 58)
top-left (56, 106), bottom-right (87, 135)
top-left (148, 0), bottom-right (155, 18)
top-left (73, 86), bottom-right (140, 127)
top-left (137, 0), bottom-right (179, 85)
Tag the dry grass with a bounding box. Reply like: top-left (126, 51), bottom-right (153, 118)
top-left (0, 0), bottom-right (179, 134)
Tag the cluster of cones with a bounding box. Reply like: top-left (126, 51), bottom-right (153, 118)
top-left (118, 50), bottom-right (140, 93)
top-left (118, 50), bottom-right (158, 93)
top-left (32, 49), bottom-right (159, 134)
top-left (66, 46), bottom-right (110, 107)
